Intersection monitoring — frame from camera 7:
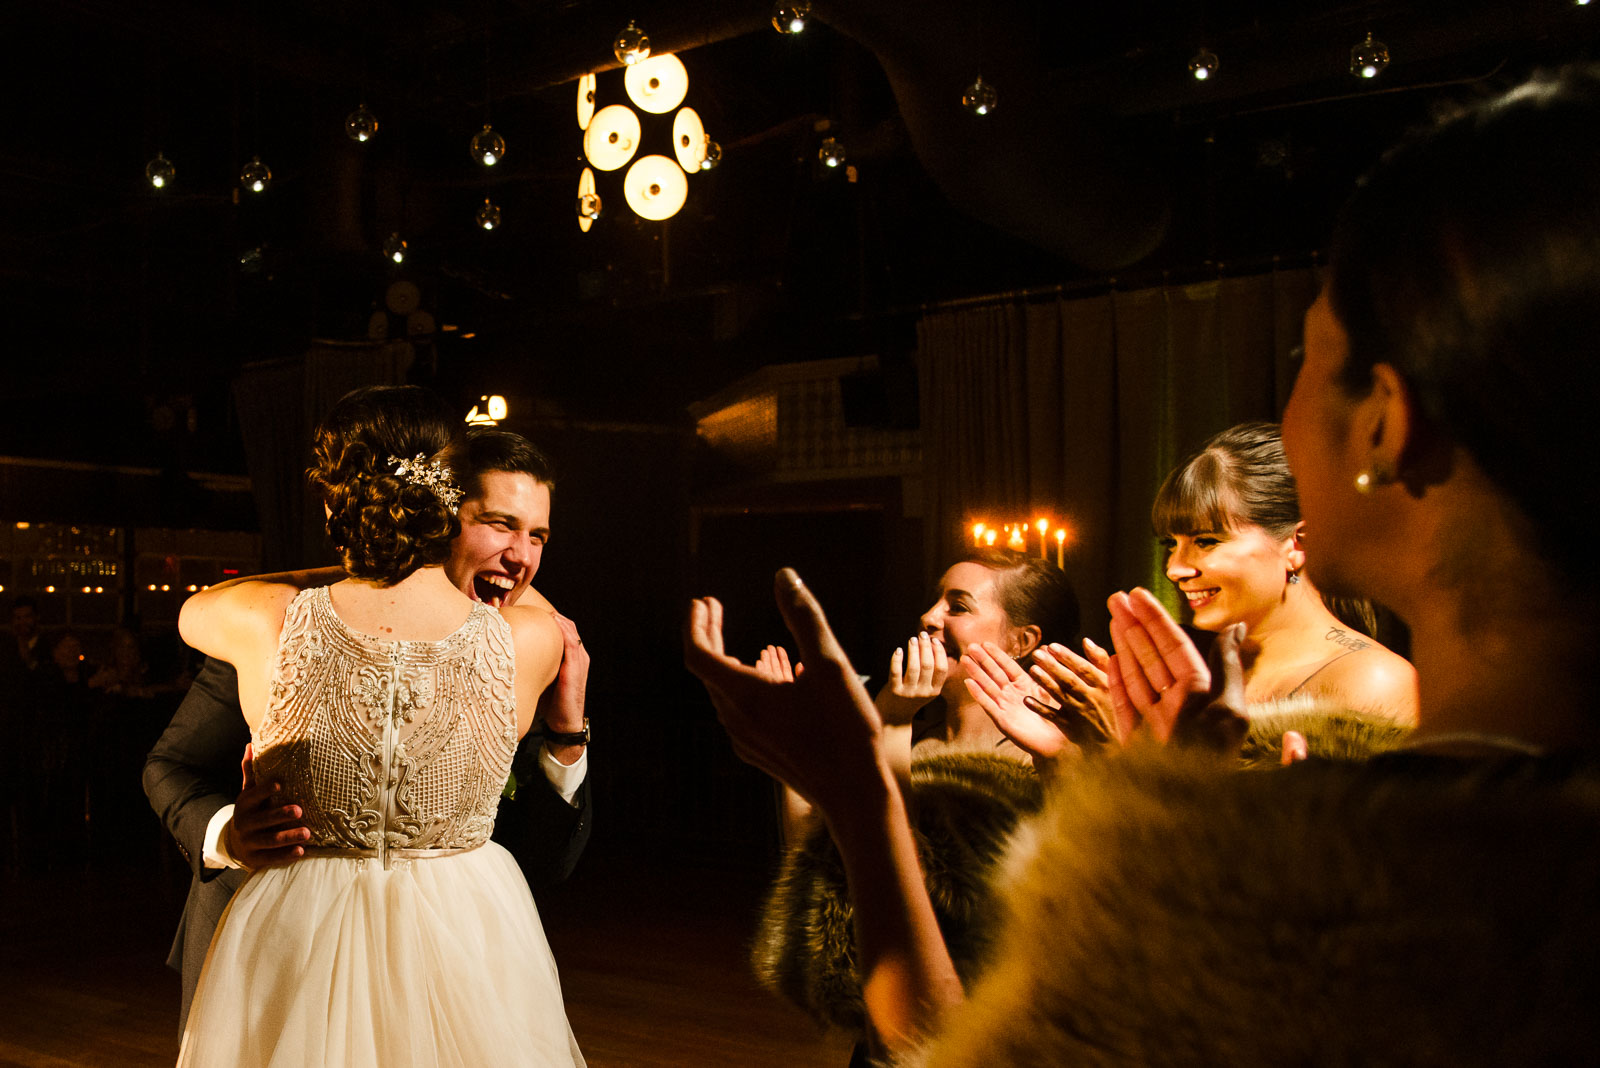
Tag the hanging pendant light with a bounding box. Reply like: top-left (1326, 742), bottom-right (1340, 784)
top-left (1350, 32), bottom-right (1389, 79)
top-left (772, 1), bottom-right (810, 34)
top-left (470, 124), bottom-right (507, 166)
top-left (623, 155), bottom-right (688, 220)
top-left (818, 137), bottom-right (846, 169)
top-left (961, 76), bottom-right (998, 115)
top-left (625, 54), bottom-right (689, 114)
top-left (700, 141), bottom-right (722, 171)
top-left (476, 198), bottom-right (503, 231)
top-left (583, 105), bottom-right (642, 171)
top-left (672, 107), bottom-right (708, 172)
top-left (613, 21), bottom-right (650, 66)
top-left (1188, 48), bottom-right (1220, 81)
top-left (240, 156), bottom-right (272, 193)
top-left (577, 73), bottom-right (597, 130)
top-left (382, 232), bottom-right (407, 264)
top-left (345, 103), bottom-right (379, 142)
top-left (145, 153), bottom-right (176, 189)
top-left (577, 168), bottom-right (601, 232)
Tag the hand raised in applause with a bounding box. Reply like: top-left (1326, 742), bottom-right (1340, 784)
top-left (685, 570), bottom-right (884, 817)
top-left (962, 639), bottom-right (1120, 762)
top-left (1106, 588), bottom-right (1248, 755)
top-left (875, 632), bottom-right (948, 726)
top-left (224, 743), bottom-right (311, 871)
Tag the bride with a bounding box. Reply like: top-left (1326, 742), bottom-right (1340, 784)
top-left (175, 385), bottom-right (584, 1066)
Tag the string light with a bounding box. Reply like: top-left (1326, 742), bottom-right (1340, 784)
top-left (1350, 31), bottom-right (1389, 79)
top-left (818, 136), bottom-right (846, 169)
top-left (961, 76), bottom-right (998, 115)
top-left (145, 153), bottom-right (175, 189)
top-left (613, 21), bottom-right (650, 65)
top-left (240, 155), bottom-right (272, 193)
top-left (475, 198), bottom-right (503, 231)
top-left (1188, 48), bottom-right (1220, 81)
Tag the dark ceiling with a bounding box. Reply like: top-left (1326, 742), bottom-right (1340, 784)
top-left (3, 0), bottom-right (1596, 475)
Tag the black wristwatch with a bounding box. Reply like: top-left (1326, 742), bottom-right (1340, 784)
top-left (540, 717), bottom-right (590, 746)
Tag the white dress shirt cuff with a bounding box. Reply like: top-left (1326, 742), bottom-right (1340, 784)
top-left (203, 804), bottom-right (246, 869)
top-left (539, 745), bottom-right (587, 808)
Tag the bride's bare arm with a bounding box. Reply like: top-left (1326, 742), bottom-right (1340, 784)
top-left (684, 571), bottom-right (964, 1052)
top-left (502, 605), bottom-right (564, 739)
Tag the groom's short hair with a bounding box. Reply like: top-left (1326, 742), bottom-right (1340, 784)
top-left (463, 428), bottom-right (555, 498)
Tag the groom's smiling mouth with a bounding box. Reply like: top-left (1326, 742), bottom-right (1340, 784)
top-left (471, 572), bottom-right (517, 607)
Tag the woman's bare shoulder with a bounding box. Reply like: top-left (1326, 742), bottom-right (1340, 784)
top-left (1311, 642), bottom-right (1419, 724)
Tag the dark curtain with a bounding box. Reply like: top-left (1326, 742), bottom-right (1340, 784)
top-left (232, 342), bottom-right (414, 572)
top-left (918, 268), bottom-right (1318, 639)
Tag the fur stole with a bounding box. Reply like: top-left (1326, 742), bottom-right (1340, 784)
top-left (902, 746), bottom-right (1600, 1066)
top-left (1240, 695), bottom-right (1412, 767)
top-left (752, 750), bottom-right (1043, 1031)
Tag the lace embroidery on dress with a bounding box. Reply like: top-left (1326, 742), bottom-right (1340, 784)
top-left (252, 587), bottom-right (518, 859)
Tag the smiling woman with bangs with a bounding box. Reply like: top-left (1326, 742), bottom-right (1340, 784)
top-left (1153, 421), bottom-right (1417, 723)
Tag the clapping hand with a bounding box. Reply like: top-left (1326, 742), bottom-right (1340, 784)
top-left (685, 570), bottom-right (884, 816)
top-left (1106, 588), bottom-right (1248, 754)
top-left (224, 743), bottom-right (312, 871)
top-left (876, 633), bottom-right (948, 725)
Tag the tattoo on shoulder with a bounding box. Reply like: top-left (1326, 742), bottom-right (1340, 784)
top-left (1324, 627), bottom-right (1371, 652)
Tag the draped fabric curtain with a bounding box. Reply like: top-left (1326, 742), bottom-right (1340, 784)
top-left (232, 342), bottom-right (415, 572)
top-left (918, 268), bottom-right (1318, 638)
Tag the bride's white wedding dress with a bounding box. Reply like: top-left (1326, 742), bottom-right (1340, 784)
top-left (177, 587), bottom-right (585, 1066)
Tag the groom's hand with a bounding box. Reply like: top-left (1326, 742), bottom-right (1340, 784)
top-left (225, 744), bottom-right (311, 870)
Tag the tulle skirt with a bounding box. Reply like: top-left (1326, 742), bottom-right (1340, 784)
top-left (177, 842), bottom-right (584, 1067)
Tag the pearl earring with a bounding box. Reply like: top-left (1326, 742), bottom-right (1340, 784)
top-left (1354, 462), bottom-right (1394, 494)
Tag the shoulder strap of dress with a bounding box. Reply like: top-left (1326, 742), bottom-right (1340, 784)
top-left (1287, 649), bottom-right (1358, 697)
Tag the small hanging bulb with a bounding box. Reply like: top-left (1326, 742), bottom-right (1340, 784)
top-left (476, 198), bottom-right (503, 231)
top-left (345, 103), bottom-right (379, 142)
top-left (818, 136), bottom-right (846, 169)
top-left (613, 21), bottom-right (650, 65)
top-left (470, 124), bottom-right (507, 166)
top-left (145, 152), bottom-right (175, 190)
top-left (1188, 48), bottom-right (1220, 81)
top-left (961, 76), bottom-right (998, 116)
top-left (1350, 32), bottom-right (1389, 79)
top-left (382, 232), bottom-right (407, 264)
top-left (240, 155), bottom-right (272, 194)
top-left (577, 191), bottom-right (603, 220)
top-left (700, 140), bottom-right (722, 171)
top-left (772, 1), bottom-right (810, 34)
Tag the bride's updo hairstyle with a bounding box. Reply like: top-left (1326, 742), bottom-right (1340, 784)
top-left (308, 385), bottom-right (465, 586)
top-left (1329, 65), bottom-right (1600, 590)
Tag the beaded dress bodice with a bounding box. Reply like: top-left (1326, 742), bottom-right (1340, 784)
top-left (252, 586), bottom-right (518, 867)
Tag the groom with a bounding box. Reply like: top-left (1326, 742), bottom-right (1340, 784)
top-left (143, 428), bottom-right (592, 1033)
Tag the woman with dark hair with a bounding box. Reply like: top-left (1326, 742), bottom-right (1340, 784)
top-left (175, 386), bottom-right (583, 1066)
top-left (1152, 420), bottom-right (1416, 721)
top-left (689, 65), bottom-right (1600, 1064)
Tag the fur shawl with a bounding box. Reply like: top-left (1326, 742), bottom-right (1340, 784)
top-left (902, 746), bottom-right (1600, 1066)
top-left (753, 751), bottom-right (1044, 1031)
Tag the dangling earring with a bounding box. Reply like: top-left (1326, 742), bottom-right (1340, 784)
top-left (1287, 571), bottom-right (1301, 585)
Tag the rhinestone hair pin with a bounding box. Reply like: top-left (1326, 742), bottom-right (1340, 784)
top-left (388, 454), bottom-right (463, 513)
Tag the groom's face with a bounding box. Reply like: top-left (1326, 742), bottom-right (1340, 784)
top-left (444, 470), bottom-right (551, 609)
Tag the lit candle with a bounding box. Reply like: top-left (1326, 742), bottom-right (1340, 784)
top-left (1055, 527), bottom-right (1066, 568)
top-left (1036, 518), bottom-right (1049, 559)
top-left (972, 522), bottom-right (986, 546)
top-left (985, 528), bottom-right (998, 547)
top-left (1007, 523), bottom-right (1025, 551)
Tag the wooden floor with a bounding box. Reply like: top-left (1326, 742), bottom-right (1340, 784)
top-left (0, 851), bottom-right (856, 1067)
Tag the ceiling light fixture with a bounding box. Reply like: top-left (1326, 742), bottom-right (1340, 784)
top-left (625, 54), bottom-right (689, 114)
top-left (673, 107), bottom-right (708, 171)
top-left (577, 168), bottom-right (601, 232)
top-left (145, 153), bottom-right (175, 189)
top-left (623, 155), bottom-right (688, 220)
top-left (240, 155), bottom-right (271, 194)
top-left (470, 124), bottom-right (506, 166)
top-left (345, 103), bottom-right (378, 142)
top-left (613, 21), bottom-right (650, 65)
top-left (1188, 48), bottom-right (1220, 81)
top-left (583, 105), bottom-right (642, 171)
top-left (772, 1), bottom-right (810, 34)
top-left (476, 198), bottom-right (502, 231)
top-left (961, 76), bottom-right (998, 115)
top-left (1350, 31), bottom-right (1389, 79)
top-left (577, 73), bottom-right (597, 130)
top-left (819, 136), bottom-right (846, 169)
top-left (382, 232), bottom-right (407, 264)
